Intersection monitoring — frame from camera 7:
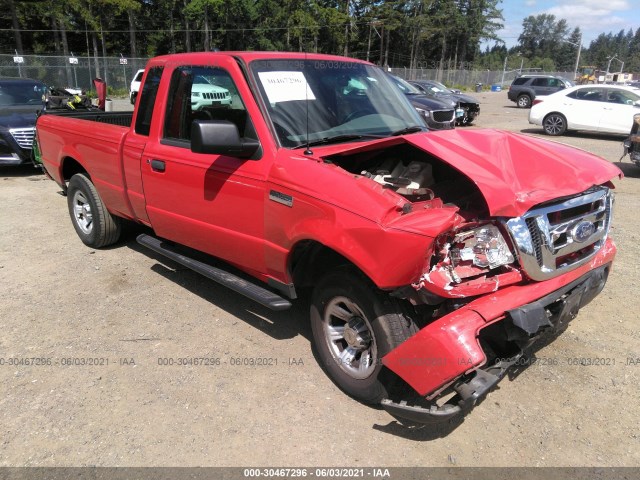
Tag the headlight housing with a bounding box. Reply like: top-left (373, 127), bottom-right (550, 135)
top-left (415, 107), bottom-right (430, 118)
top-left (450, 224), bottom-right (514, 270)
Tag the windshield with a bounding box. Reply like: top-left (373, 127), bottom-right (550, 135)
top-left (389, 75), bottom-right (422, 95)
top-left (0, 81), bottom-right (47, 107)
top-left (250, 59), bottom-right (425, 148)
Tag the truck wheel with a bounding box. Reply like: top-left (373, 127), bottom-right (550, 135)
top-left (310, 267), bottom-right (418, 404)
top-left (67, 173), bottom-right (121, 248)
top-left (543, 113), bottom-right (567, 136)
top-left (517, 94), bottom-right (532, 108)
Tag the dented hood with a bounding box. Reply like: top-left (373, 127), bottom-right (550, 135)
top-left (324, 129), bottom-right (622, 217)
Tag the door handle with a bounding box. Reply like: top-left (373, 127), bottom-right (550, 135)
top-left (150, 159), bottom-right (166, 172)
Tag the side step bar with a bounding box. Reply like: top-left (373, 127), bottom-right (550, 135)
top-left (136, 234), bottom-right (292, 311)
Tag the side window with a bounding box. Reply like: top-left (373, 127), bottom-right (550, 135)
top-left (548, 78), bottom-right (563, 88)
top-left (134, 66), bottom-right (163, 136)
top-left (164, 65), bottom-right (248, 143)
top-left (607, 89), bottom-right (638, 105)
top-left (570, 88), bottom-right (605, 102)
top-left (532, 78), bottom-right (549, 87)
top-left (512, 78), bottom-right (528, 86)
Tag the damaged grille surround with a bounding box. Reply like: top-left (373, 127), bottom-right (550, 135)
top-left (504, 187), bottom-right (613, 282)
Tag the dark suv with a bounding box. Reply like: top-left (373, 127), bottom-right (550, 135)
top-left (0, 78), bottom-right (47, 165)
top-left (508, 75), bottom-right (573, 108)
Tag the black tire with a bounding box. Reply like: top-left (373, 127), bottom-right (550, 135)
top-left (67, 173), bottom-right (121, 248)
top-left (543, 113), bottom-right (567, 136)
top-left (517, 94), bottom-right (532, 108)
top-left (310, 267), bottom-right (418, 404)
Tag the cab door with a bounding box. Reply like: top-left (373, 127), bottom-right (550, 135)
top-left (140, 59), bottom-right (270, 273)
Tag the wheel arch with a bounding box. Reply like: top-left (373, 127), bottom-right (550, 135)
top-left (289, 240), bottom-right (360, 291)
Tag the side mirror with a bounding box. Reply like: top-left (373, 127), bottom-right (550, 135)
top-left (191, 119), bottom-right (261, 159)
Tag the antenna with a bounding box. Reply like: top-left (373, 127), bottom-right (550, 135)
top-left (303, 51), bottom-right (313, 155)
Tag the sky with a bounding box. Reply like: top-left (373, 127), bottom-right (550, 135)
top-left (489, 0), bottom-right (639, 49)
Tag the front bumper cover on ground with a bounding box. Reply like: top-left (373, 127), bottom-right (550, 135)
top-left (381, 256), bottom-right (613, 425)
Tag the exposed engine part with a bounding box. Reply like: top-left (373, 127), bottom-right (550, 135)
top-left (329, 143), bottom-right (489, 217)
top-left (361, 159), bottom-right (435, 200)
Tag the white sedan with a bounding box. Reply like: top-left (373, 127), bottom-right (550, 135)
top-left (529, 84), bottom-right (640, 136)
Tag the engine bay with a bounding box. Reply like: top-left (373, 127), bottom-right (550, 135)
top-left (328, 143), bottom-right (489, 219)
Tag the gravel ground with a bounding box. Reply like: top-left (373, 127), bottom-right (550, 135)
top-left (1, 92), bottom-right (639, 468)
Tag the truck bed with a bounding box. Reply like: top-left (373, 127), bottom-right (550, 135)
top-left (39, 109), bottom-right (133, 128)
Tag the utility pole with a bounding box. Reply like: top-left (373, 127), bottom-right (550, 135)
top-left (573, 32), bottom-right (582, 82)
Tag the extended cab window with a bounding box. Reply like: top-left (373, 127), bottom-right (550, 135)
top-left (134, 66), bottom-right (163, 136)
top-left (164, 66), bottom-right (250, 144)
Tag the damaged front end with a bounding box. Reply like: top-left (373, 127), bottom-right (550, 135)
top-left (322, 133), bottom-right (620, 425)
top-left (381, 186), bottom-right (617, 425)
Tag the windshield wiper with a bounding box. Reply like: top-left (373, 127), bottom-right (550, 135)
top-left (390, 126), bottom-right (426, 136)
top-left (293, 134), bottom-right (384, 149)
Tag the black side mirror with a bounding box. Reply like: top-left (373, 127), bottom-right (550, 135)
top-left (191, 119), bottom-right (260, 159)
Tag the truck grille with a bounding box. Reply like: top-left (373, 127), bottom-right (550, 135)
top-left (504, 187), bottom-right (613, 281)
top-left (432, 110), bottom-right (454, 123)
top-left (202, 92), bottom-right (228, 100)
top-left (10, 127), bottom-right (35, 149)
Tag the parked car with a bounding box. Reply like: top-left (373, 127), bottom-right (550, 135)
top-left (508, 74), bottom-right (573, 108)
top-left (0, 77), bottom-right (47, 165)
top-left (410, 79), bottom-right (480, 125)
top-left (622, 113), bottom-right (640, 167)
top-left (388, 75), bottom-right (456, 129)
top-left (191, 74), bottom-right (232, 110)
top-left (36, 52), bottom-right (620, 426)
top-left (129, 69), bottom-right (145, 104)
top-left (529, 84), bottom-right (640, 136)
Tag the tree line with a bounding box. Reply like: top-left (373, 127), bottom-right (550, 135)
top-left (2, 0), bottom-right (639, 76)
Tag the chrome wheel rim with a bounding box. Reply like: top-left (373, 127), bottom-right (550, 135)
top-left (322, 296), bottom-right (377, 379)
top-left (72, 190), bottom-right (93, 234)
top-left (518, 96), bottom-right (530, 107)
top-left (545, 115), bottom-right (564, 135)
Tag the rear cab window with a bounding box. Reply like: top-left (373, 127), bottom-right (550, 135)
top-left (134, 66), bottom-right (164, 136)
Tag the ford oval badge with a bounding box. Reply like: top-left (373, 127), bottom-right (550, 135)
top-left (572, 221), bottom-right (596, 243)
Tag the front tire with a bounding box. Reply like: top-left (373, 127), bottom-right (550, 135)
top-left (543, 113), bottom-right (567, 136)
top-left (517, 94), bottom-right (532, 108)
top-left (310, 267), bottom-right (417, 404)
top-left (67, 173), bottom-right (121, 248)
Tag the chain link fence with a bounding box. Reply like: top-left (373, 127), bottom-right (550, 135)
top-left (0, 54), bottom-right (149, 93)
top-left (389, 67), bottom-right (575, 90)
top-left (1, 54), bottom-right (576, 92)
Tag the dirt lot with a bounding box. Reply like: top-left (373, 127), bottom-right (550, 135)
top-left (1, 92), bottom-right (639, 468)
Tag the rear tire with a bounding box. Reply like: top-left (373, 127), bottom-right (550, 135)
top-left (67, 173), bottom-right (121, 248)
top-left (310, 267), bottom-right (417, 404)
top-left (543, 113), bottom-right (567, 136)
top-left (517, 94), bottom-right (532, 108)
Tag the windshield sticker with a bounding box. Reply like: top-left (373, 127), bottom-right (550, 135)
top-left (258, 71), bottom-right (316, 103)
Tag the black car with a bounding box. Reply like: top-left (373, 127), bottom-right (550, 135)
top-left (388, 75), bottom-right (456, 130)
top-left (0, 78), bottom-right (47, 165)
top-left (507, 74), bottom-right (573, 108)
top-left (410, 80), bottom-right (480, 125)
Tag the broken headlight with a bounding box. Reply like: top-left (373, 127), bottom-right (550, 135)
top-left (450, 224), bottom-right (514, 270)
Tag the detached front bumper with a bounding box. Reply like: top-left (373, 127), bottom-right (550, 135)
top-left (381, 238), bottom-right (615, 424)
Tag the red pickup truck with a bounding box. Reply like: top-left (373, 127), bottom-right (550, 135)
top-left (36, 52), bottom-right (621, 425)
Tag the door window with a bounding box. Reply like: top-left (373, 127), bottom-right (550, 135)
top-left (163, 66), bottom-right (250, 145)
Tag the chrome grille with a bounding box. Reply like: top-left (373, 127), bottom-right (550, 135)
top-left (203, 92), bottom-right (228, 100)
top-left (432, 110), bottom-right (455, 123)
top-left (10, 127), bottom-right (35, 149)
top-left (504, 187), bottom-right (613, 281)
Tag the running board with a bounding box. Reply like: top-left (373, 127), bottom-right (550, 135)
top-left (136, 234), bottom-right (292, 311)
